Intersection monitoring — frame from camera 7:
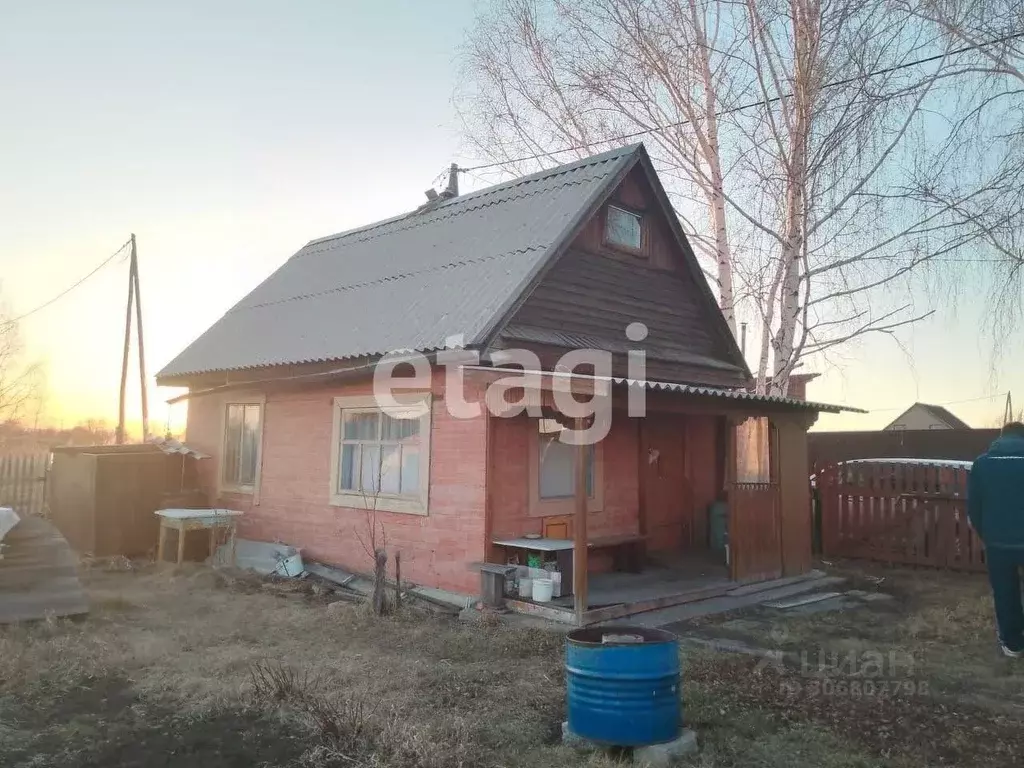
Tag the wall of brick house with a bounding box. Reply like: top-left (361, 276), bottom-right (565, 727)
top-left (489, 412), bottom-right (641, 571)
top-left (184, 375), bottom-right (488, 595)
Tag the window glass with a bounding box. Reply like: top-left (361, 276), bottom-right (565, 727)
top-left (224, 403), bottom-right (260, 488)
top-left (344, 411), bottom-right (379, 440)
top-left (337, 406), bottom-right (423, 497)
top-left (538, 425), bottom-right (595, 499)
top-left (736, 417), bottom-right (771, 483)
top-left (606, 205), bottom-right (642, 249)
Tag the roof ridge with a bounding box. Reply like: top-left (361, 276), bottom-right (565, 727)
top-left (301, 144), bottom-right (641, 252)
top-left (296, 176), bottom-right (599, 261)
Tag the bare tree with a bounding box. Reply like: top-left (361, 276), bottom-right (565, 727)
top-left (459, 0), bottom-right (744, 335)
top-left (894, 0), bottom-right (1024, 358)
top-left (0, 308), bottom-right (44, 430)
top-left (458, 0), bottom-right (994, 394)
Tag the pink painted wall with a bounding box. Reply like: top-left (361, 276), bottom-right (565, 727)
top-left (489, 413), bottom-right (641, 571)
top-left (185, 376), bottom-right (487, 595)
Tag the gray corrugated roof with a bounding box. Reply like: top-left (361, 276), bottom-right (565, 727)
top-left (158, 145), bottom-right (640, 380)
top-left (612, 377), bottom-right (862, 413)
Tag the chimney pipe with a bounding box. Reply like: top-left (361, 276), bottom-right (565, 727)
top-left (740, 322), bottom-right (747, 358)
top-left (445, 163), bottom-right (459, 197)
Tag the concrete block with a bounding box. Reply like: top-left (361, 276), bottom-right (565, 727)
top-left (633, 729), bottom-right (699, 767)
top-left (561, 722), bottom-right (699, 765)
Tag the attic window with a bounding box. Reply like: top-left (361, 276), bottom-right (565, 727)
top-left (606, 205), bottom-right (643, 251)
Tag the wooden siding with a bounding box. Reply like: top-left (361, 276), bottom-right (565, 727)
top-left (504, 250), bottom-right (745, 387)
top-left (774, 418), bottom-right (814, 575)
top-left (729, 482), bottom-right (783, 581)
top-left (572, 166), bottom-right (681, 271)
top-left (501, 163), bottom-right (746, 388)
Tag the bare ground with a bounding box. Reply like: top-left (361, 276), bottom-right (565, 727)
top-left (0, 561), bottom-right (1020, 767)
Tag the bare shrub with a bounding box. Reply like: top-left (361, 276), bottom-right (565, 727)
top-left (248, 660), bottom-right (322, 704)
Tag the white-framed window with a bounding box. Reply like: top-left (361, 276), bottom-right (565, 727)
top-left (222, 400), bottom-right (263, 493)
top-left (329, 394), bottom-right (432, 515)
top-left (605, 205), bottom-right (643, 250)
top-left (538, 419), bottom-right (595, 499)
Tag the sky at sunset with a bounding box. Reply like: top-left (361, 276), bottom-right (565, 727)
top-left (2, 0), bottom-right (1021, 436)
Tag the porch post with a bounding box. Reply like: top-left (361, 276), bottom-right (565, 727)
top-left (573, 416), bottom-right (588, 626)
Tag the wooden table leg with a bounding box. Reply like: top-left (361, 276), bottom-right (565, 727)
top-left (176, 522), bottom-right (187, 565)
top-left (157, 524), bottom-right (168, 564)
top-left (209, 526), bottom-right (217, 561)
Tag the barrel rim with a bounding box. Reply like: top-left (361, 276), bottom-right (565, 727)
top-left (567, 626), bottom-right (678, 646)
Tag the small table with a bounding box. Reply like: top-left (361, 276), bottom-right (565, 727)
top-left (491, 535), bottom-right (647, 596)
top-left (155, 508), bottom-right (244, 565)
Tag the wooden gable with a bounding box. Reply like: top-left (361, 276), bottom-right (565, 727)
top-left (496, 162), bottom-right (748, 388)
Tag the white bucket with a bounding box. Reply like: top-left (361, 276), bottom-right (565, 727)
top-left (518, 577), bottom-right (533, 599)
top-left (533, 578), bottom-right (554, 603)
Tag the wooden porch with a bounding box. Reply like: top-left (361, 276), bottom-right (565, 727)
top-left (472, 367), bottom-right (822, 625)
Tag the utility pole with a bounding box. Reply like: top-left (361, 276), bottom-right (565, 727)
top-left (132, 235), bottom-right (149, 440)
top-left (1003, 392), bottom-right (1014, 426)
top-left (115, 234), bottom-right (148, 444)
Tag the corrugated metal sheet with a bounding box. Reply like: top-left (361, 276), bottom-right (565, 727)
top-left (0, 508), bottom-right (89, 624)
top-left (158, 146), bottom-right (640, 379)
top-left (461, 365), bottom-right (861, 413)
top-left (612, 377), bottom-right (859, 413)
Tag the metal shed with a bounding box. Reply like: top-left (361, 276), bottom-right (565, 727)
top-left (49, 444), bottom-right (206, 558)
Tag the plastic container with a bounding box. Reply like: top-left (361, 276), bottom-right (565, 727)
top-left (550, 571), bottom-right (562, 597)
top-left (518, 577), bottom-right (533, 599)
top-left (533, 578), bottom-right (554, 602)
top-left (566, 626), bottom-right (681, 746)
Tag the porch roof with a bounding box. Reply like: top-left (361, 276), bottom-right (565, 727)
top-left (612, 377), bottom-right (864, 414)
top-left (462, 365), bottom-right (863, 414)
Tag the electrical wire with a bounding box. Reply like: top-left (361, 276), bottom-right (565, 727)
top-left (864, 392), bottom-right (1009, 413)
top-left (459, 30), bottom-right (1024, 173)
top-left (3, 237), bottom-right (132, 326)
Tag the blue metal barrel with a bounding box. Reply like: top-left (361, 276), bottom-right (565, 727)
top-left (565, 626), bottom-right (681, 746)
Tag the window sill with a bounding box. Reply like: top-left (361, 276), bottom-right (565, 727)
top-left (329, 492), bottom-right (428, 516)
top-left (529, 497), bottom-right (602, 517)
top-left (220, 485), bottom-right (255, 496)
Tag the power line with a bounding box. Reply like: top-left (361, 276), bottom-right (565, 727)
top-left (865, 391), bottom-right (1008, 413)
top-left (459, 30), bottom-right (1024, 174)
top-left (3, 238), bottom-right (133, 326)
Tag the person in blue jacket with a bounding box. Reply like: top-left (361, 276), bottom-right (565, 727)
top-left (968, 421), bottom-right (1024, 657)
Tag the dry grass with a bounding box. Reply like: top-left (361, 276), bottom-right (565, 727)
top-left (0, 562), bottom-right (964, 768)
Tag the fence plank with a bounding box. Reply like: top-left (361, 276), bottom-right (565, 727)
top-left (815, 459), bottom-right (984, 573)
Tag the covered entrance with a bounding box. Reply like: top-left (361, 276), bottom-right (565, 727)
top-left (473, 367), bottom-right (843, 625)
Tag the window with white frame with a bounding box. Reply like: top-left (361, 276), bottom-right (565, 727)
top-left (538, 419), bottom-right (595, 499)
top-left (223, 402), bottom-right (262, 490)
top-left (330, 395), bottom-right (431, 514)
top-left (605, 205), bottom-right (643, 250)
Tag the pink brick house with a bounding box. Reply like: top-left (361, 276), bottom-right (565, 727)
top-left (158, 144), bottom-right (845, 616)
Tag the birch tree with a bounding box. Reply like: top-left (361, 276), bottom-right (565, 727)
top-left (459, 0), bottom-right (745, 335)
top-left (458, 0), bottom-right (988, 394)
top-left (895, 0), bottom-right (1024, 356)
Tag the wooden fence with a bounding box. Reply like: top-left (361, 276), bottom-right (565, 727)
top-left (816, 461), bottom-right (983, 571)
top-left (0, 453), bottom-right (50, 518)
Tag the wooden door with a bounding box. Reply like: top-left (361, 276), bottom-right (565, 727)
top-left (640, 416), bottom-right (693, 553)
